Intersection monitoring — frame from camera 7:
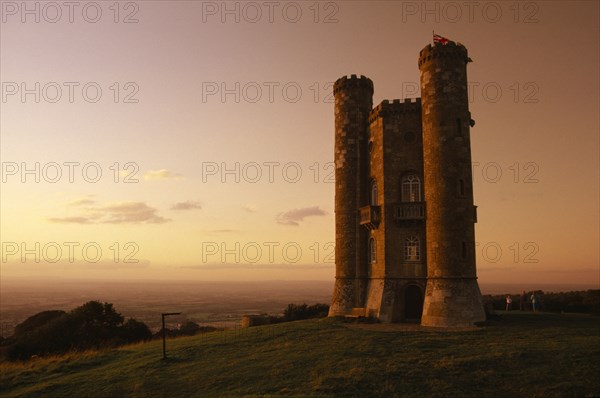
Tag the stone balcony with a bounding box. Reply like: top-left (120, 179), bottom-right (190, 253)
top-left (359, 205), bottom-right (381, 230)
top-left (394, 202), bottom-right (426, 221)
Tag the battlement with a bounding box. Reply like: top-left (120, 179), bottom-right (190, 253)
top-left (368, 98), bottom-right (421, 124)
top-left (334, 74), bottom-right (374, 95)
top-left (418, 41), bottom-right (469, 68)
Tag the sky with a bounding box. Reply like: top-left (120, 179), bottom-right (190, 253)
top-left (0, 1), bottom-right (598, 286)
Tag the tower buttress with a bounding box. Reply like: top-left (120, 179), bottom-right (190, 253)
top-left (418, 42), bottom-right (486, 327)
top-left (329, 75), bottom-right (373, 316)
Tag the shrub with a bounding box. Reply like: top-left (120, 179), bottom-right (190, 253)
top-left (283, 303), bottom-right (329, 321)
top-left (5, 301), bottom-right (151, 360)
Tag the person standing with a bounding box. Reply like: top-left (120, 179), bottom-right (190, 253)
top-left (531, 292), bottom-right (538, 312)
top-left (520, 290), bottom-right (527, 311)
top-left (506, 295), bottom-right (512, 311)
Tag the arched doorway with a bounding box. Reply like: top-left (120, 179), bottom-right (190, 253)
top-left (404, 285), bottom-right (423, 320)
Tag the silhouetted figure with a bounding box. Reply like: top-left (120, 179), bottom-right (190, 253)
top-left (505, 295), bottom-right (512, 311)
top-left (520, 290), bottom-right (527, 311)
top-left (531, 292), bottom-right (538, 312)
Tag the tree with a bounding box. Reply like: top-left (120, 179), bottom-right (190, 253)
top-left (13, 310), bottom-right (66, 337)
top-left (5, 301), bottom-right (151, 360)
top-left (178, 321), bottom-right (201, 336)
top-left (121, 319), bottom-right (152, 343)
top-left (70, 301), bottom-right (124, 348)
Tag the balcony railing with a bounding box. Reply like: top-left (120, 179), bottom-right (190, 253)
top-left (394, 202), bottom-right (426, 221)
top-left (359, 205), bottom-right (381, 229)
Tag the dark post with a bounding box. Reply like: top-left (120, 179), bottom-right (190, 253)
top-left (161, 312), bottom-right (181, 359)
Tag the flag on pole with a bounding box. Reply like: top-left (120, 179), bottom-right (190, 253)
top-left (433, 33), bottom-right (450, 45)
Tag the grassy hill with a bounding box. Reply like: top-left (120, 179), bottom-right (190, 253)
top-left (1, 312), bottom-right (599, 397)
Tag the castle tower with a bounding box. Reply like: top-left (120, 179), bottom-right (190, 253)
top-left (329, 75), bottom-right (373, 316)
top-left (418, 42), bottom-right (486, 326)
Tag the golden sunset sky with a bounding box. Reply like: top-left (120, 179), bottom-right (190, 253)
top-left (1, 1), bottom-right (598, 285)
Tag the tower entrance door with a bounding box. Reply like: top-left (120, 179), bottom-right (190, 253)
top-left (404, 285), bottom-right (423, 320)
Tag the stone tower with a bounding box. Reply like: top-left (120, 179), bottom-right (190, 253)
top-left (418, 42), bottom-right (486, 327)
top-left (329, 39), bottom-right (485, 327)
top-left (329, 75), bottom-right (373, 316)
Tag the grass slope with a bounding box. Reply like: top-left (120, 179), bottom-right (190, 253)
top-left (1, 312), bottom-right (599, 397)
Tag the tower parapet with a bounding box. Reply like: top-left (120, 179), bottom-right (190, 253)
top-left (333, 74), bottom-right (374, 95)
top-left (369, 98), bottom-right (421, 124)
top-left (418, 41), bottom-right (470, 68)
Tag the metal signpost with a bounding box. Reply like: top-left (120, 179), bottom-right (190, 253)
top-left (161, 312), bottom-right (181, 359)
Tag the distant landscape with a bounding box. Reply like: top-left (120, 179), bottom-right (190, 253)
top-left (0, 280), bottom-right (333, 337)
top-left (1, 279), bottom-right (597, 337)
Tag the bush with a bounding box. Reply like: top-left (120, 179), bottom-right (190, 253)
top-left (178, 321), bottom-right (201, 336)
top-left (13, 310), bottom-right (66, 337)
top-left (283, 303), bottom-right (329, 321)
top-left (121, 319), bottom-right (152, 343)
top-left (5, 301), bottom-right (152, 360)
top-left (152, 322), bottom-right (219, 340)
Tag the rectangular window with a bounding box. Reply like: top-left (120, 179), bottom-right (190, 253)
top-left (404, 236), bottom-right (420, 261)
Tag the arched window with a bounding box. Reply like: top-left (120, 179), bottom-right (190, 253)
top-left (402, 174), bottom-right (421, 202)
top-left (404, 236), bottom-right (420, 261)
top-left (369, 238), bottom-right (377, 264)
top-left (371, 179), bottom-right (378, 205)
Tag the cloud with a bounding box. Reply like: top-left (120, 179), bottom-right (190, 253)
top-left (48, 216), bottom-right (93, 224)
top-left (276, 206), bottom-right (327, 226)
top-left (99, 202), bottom-right (169, 224)
top-left (201, 229), bottom-right (239, 237)
top-left (242, 204), bottom-right (257, 213)
top-left (67, 197), bottom-right (96, 206)
top-left (143, 169), bottom-right (183, 181)
top-left (118, 169), bottom-right (138, 181)
top-left (49, 201), bottom-right (169, 225)
top-left (171, 201), bottom-right (202, 211)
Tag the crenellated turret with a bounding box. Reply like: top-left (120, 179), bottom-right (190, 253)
top-left (329, 74), bottom-right (373, 316)
top-left (419, 41), bottom-right (485, 327)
